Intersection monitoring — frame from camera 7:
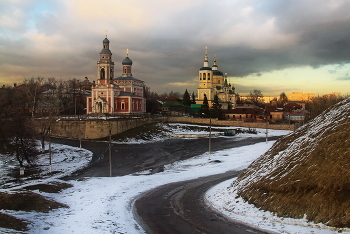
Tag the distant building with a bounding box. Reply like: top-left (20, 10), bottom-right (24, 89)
top-left (286, 92), bottom-right (315, 101)
top-left (196, 47), bottom-right (236, 109)
top-left (161, 96), bottom-right (182, 114)
top-left (222, 104), bottom-right (265, 121)
top-left (323, 92), bottom-right (339, 98)
top-left (239, 95), bottom-right (277, 104)
top-left (86, 37), bottom-right (146, 115)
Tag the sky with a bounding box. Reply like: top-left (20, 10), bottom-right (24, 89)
top-left (1, 0), bottom-right (350, 96)
top-left (2, 124), bottom-right (346, 233)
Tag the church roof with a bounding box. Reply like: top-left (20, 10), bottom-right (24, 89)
top-left (100, 48), bottom-right (111, 54)
top-left (114, 76), bottom-right (144, 82)
top-left (213, 70), bottom-right (223, 76)
top-left (103, 37), bottom-right (109, 43)
top-left (118, 91), bottom-right (144, 98)
top-left (200, 67), bottom-right (212, 71)
top-left (122, 56), bottom-right (133, 65)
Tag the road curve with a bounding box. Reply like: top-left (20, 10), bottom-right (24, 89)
top-left (56, 136), bottom-right (280, 179)
top-left (134, 171), bottom-right (268, 234)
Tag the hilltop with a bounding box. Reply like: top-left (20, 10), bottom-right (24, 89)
top-left (231, 97), bottom-right (350, 227)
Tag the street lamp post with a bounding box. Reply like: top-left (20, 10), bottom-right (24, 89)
top-left (79, 118), bottom-right (82, 148)
top-left (208, 117), bottom-right (211, 160)
top-left (202, 112), bottom-right (212, 160)
top-left (49, 127), bottom-right (52, 174)
top-left (288, 114), bottom-right (291, 132)
top-left (108, 122), bottom-right (112, 177)
top-left (265, 117), bottom-right (268, 143)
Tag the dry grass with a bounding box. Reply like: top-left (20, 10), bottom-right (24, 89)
top-left (0, 190), bottom-right (68, 212)
top-left (237, 107), bottom-right (350, 227)
top-left (0, 181), bottom-right (71, 232)
top-left (22, 181), bottom-right (73, 193)
top-left (0, 212), bottom-right (29, 231)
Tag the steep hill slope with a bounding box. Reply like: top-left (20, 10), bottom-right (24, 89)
top-left (231, 97), bottom-right (350, 227)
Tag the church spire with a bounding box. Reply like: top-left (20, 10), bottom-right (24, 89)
top-left (204, 46), bottom-right (209, 67)
top-left (212, 54), bottom-right (218, 70)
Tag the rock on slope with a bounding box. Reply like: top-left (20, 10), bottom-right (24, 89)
top-left (231, 97), bottom-right (350, 228)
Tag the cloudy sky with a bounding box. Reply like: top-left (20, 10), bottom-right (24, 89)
top-left (1, 0), bottom-right (350, 96)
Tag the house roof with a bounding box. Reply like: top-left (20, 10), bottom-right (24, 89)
top-left (222, 108), bottom-right (264, 115)
top-left (162, 101), bottom-right (182, 107)
top-left (118, 91), bottom-right (143, 98)
top-left (190, 104), bottom-right (202, 110)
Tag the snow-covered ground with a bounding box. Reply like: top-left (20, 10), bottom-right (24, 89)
top-left (0, 126), bottom-right (348, 234)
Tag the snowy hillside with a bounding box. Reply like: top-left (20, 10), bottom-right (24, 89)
top-left (228, 97), bottom-right (350, 227)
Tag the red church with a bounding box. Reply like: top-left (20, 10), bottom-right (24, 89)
top-left (86, 37), bottom-right (146, 115)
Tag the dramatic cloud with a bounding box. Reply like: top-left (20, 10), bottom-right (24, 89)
top-left (1, 0), bottom-right (350, 95)
top-left (336, 77), bottom-right (350, 81)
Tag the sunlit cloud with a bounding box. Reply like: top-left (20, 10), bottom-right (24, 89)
top-left (169, 82), bottom-right (197, 87)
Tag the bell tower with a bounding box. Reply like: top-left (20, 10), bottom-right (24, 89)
top-left (197, 47), bottom-right (213, 104)
top-left (122, 49), bottom-right (133, 77)
top-left (97, 36), bottom-right (115, 84)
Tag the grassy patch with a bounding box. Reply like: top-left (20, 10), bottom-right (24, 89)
top-left (0, 190), bottom-right (68, 212)
top-left (22, 181), bottom-right (73, 193)
top-left (0, 212), bottom-right (29, 232)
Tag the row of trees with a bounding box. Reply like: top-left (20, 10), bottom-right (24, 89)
top-left (236, 89), bottom-right (288, 108)
top-left (0, 76), bottom-right (92, 167)
top-left (1, 76), bottom-right (348, 168)
top-left (168, 87), bottom-right (349, 121)
top-left (181, 89), bottom-right (222, 118)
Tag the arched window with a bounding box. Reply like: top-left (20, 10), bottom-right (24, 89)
top-left (110, 68), bottom-right (113, 78)
top-left (208, 73), bottom-right (210, 80)
top-left (200, 73), bottom-right (202, 80)
top-left (100, 68), bottom-right (105, 79)
top-left (203, 73), bottom-right (206, 80)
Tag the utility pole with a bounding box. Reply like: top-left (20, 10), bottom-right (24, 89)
top-left (109, 125), bottom-right (112, 177)
top-left (208, 117), bottom-right (211, 160)
top-left (265, 117), bottom-right (268, 143)
top-left (49, 127), bottom-right (52, 174)
top-left (265, 107), bottom-right (268, 143)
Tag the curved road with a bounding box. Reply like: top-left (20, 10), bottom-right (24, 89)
top-left (53, 135), bottom-right (279, 233)
top-left (54, 136), bottom-right (280, 179)
top-left (134, 171), bottom-right (268, 234)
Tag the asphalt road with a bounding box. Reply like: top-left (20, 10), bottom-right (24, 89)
top-left (53, 134), bottom-right (279, 233)
top-left (134, 171), bottom-right (268, 234)
top-left (54, 135), bottom-right (280, 179)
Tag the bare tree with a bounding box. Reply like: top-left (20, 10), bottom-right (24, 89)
top-left (22, 77), bottom-right (45, 118)
top-left (278, 92), bottom-right (288, 107)
top-left (12, 113), bottom-right (38, 167)
top-left (249, 89), bottom-right (264, 107)
top-left (0, 87), bottom-right (14, 149)
top-left (306, 94), bottom-right (347, 119)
